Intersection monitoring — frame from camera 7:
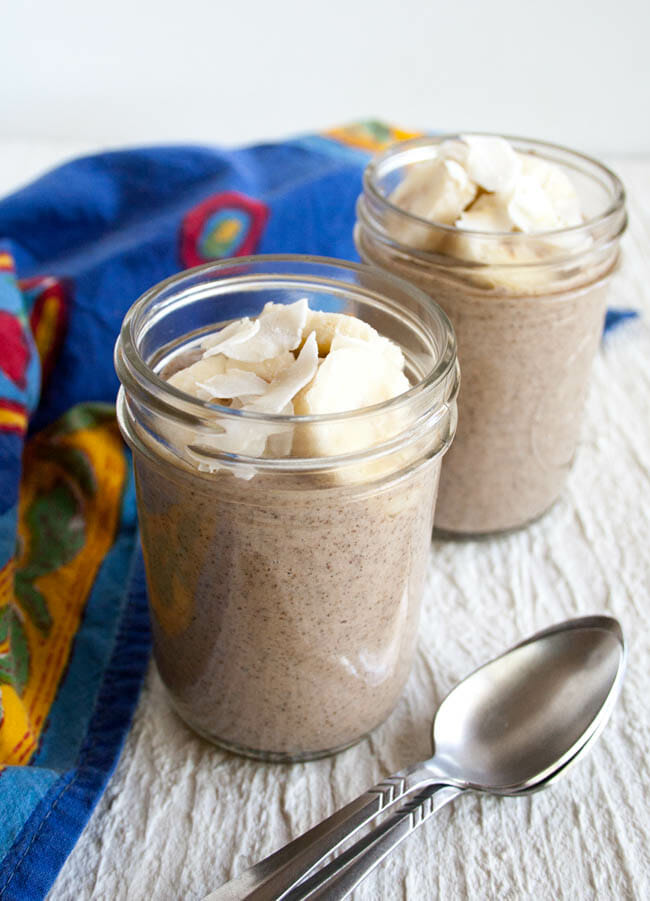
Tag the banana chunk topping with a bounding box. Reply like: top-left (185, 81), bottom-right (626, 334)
top-left (165, 302), bottom-right (409, 467)
top-left (391, 134), bottom-right (583, 236)
top-left (388, 135), bottom-right (586, 291)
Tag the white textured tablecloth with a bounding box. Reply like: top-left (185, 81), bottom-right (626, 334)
top-left (7, 149), bottom-right (642, 901)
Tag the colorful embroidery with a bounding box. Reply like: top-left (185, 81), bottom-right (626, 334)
top-left (0, 400), bottom-right (27, 437)
top-left (0, 261), bottom-right (42, 419)
top-left (0, 404), bottom-right (127, 765)
top-left (0, 313), bottom-right (29, 391)
top-left (180, 190), bottom-right (269, 268)
top-left (324, 120), bottom-right (421, 152)
top-left (19, 277), bottom-right (69, 387)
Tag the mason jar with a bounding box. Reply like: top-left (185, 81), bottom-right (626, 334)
top-left (355, 135), bottom-right (627, 536)
top-left (114, 256), bottom-right (458, 761)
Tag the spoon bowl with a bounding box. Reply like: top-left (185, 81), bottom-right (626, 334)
top-left (430, 615), bottom-right (626, 792)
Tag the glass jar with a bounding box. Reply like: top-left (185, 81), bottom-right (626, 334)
top-left (115, 256), bottom-right (458, 761)
top-left (355, 135), bottom-right (627, 536)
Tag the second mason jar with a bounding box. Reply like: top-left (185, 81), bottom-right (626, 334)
top-left (115, 256), bottom-right (458, 761)
top-left (355, 135), bottom-right (627, 536)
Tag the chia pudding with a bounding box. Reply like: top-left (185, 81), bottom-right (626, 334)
top-left (115, 258), bottom-right (458, 760)
top-left (133, 448), bottom-right (438, 757)
top-left (355, 135), bottom-right (627, 535)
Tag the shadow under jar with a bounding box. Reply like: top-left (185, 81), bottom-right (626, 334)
top-left (355, 136), bottom-right (627, 536)
top-left (115, 256), bottom-right (458, 761)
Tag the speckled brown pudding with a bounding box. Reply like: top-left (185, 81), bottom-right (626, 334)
top-left (134, 451), bottom-right (439, 758)
top-left (430, 280), bottom-right (611, 534)
top-left (354, 237), bottom-right (612, 534)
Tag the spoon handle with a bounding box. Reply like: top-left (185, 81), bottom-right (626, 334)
top-left (204, 764), bottom-right (435, 901)
top-left (286, 784), bottom-right (463, 900)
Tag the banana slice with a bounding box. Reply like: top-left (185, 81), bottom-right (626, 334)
top-left (303, 310), bottom-right (404, 371)
top-left (507, 174), bottom-right (564, 232)
top-left (456, 169), bottom-right (578, 235)
top-left (446, 228), bottom-right (554, 293)
top-left (294, 335), bottom-right (409, 459)
top-left (456, 192), bottom-right (514, 232)
top-left (304, 309), bottom-right (379, 354)
top-left (520, 155), bottom-right (583, 227)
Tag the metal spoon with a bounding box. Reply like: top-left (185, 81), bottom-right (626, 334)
top-left (286, 615), bottom-right (626, 899)
top-left (206, 615), bottom-right (626, 901)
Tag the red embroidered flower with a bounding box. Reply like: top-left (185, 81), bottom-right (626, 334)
top-left (0, 312), bottom-right (29, 389)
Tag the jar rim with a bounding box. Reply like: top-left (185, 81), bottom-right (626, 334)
top-left (363, 133), bottom-right (626, 241)
top-left (115, 254), bottom-right (458, 427)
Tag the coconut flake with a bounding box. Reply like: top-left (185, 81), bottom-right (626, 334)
top-left (224, 351), bottom-right (296, 381)
top-left (202, 317), bottom-right (261, 358)
top-left (212, 402), bottom-right (295, 455)
top-left (437, 138), bottom-right (470, 167)
top-left (167, 354), bottom-right (227, 399)
top-left (461, 135), bottom-right (521, 194)
top-left (246, 331), bottom-right (318, 414)
top-left (196, 369), bottom-right (269, 400)
top-left (220, 298), bottom-right (309, 362)
top-left (391, 157), bottom-right (477, 227)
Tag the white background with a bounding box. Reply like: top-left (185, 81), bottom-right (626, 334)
top-left (1, 0), bottom-right (648, 158)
